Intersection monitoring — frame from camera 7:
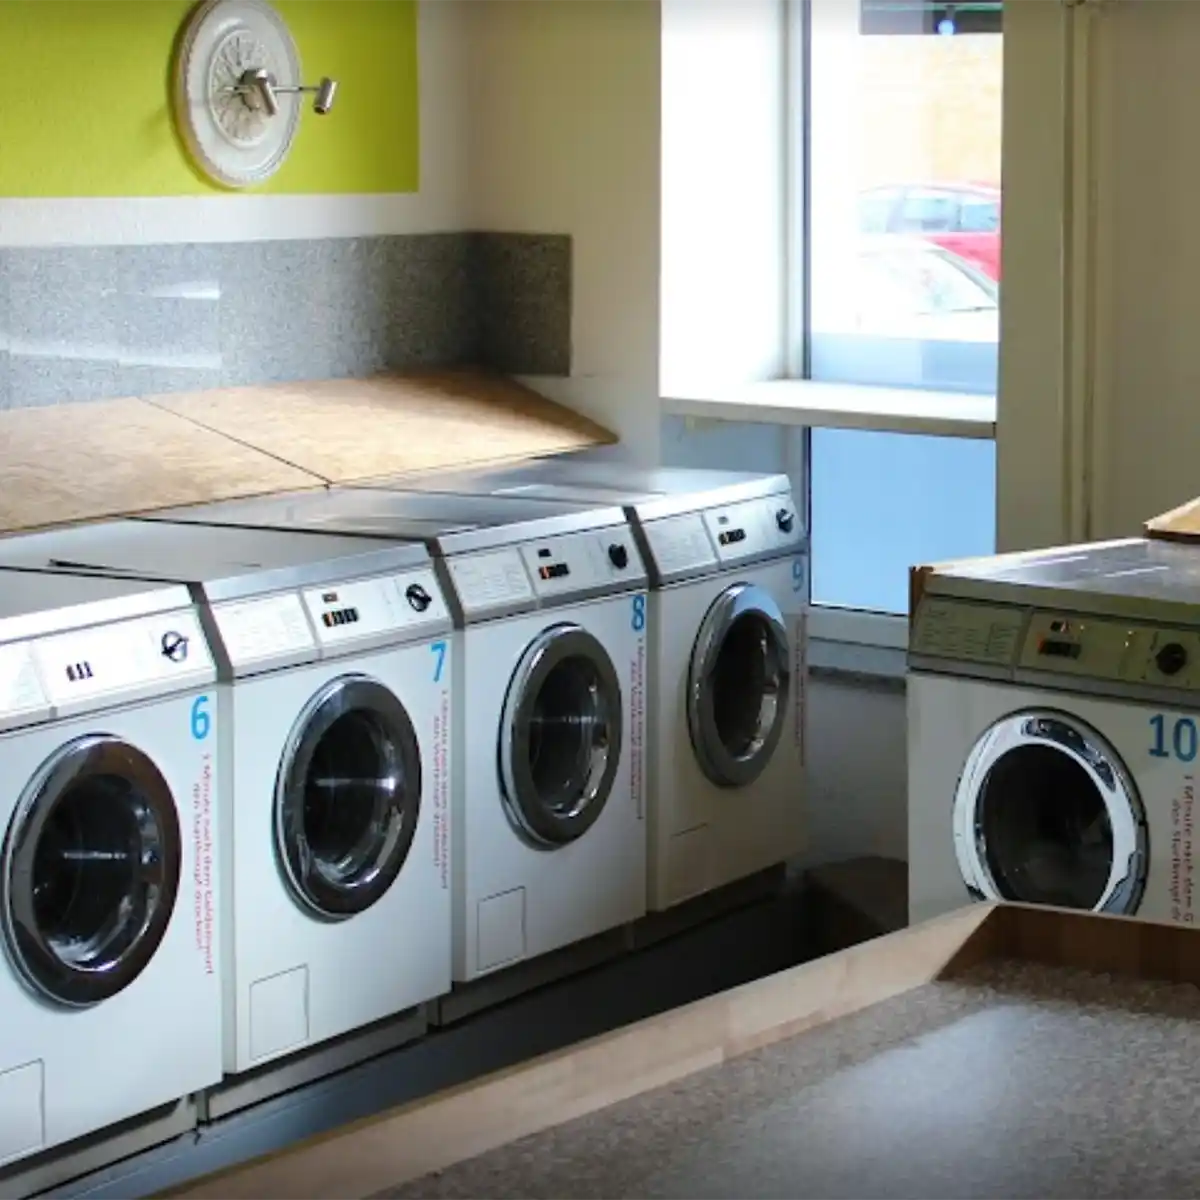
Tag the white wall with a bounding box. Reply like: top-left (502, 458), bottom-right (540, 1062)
top-left (659, 0), bottom-right (788, 393)
top-left (1086, 0), bottom-right (1200, 538)
top-left (463, 0), bottom-right (664, 460)
top-left (0, 0), bottom-right (472, 246)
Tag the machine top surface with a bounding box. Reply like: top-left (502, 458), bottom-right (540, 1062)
top-left (0, 565), bottom-right (194, 643)
top-left (361, 459), bottom-right (795, 520)
top-left (911, 537), bottom-right (1200, 695)
top-left (0, 518), bottom-right (432, 604)
top-left (924, 537), bottom-right (1200, 612)
top-left (140, 486), bottom-right (631, 557)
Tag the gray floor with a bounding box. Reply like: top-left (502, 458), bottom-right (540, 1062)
top-left (38, 886), bottom-right (809, 1199)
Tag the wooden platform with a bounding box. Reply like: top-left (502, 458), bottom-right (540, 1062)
top-left (163, 903), bottom-right (1200, 1199)
top-left (0, 370), bottom-right (615, 534)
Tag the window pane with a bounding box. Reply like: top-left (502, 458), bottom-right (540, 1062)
top-left (808, 0), bottom-right (1003, 396)
top-left (805, 1), bottom-right (1001, 618)
top-left (810, 429), bottom-right (997, 615)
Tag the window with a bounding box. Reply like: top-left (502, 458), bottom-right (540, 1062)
top-left (800, 0), bottom-right (1002, 618)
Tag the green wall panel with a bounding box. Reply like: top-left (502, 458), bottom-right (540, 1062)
top-left (0, 0), bottom-right (419, 197)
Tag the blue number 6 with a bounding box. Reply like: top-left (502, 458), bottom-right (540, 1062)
top-left (431, 640), bottom-right (447, 683)
top-left (190, 695), bottom-right (211, 741)
top-left (631, 594), bottom-right (647, 633)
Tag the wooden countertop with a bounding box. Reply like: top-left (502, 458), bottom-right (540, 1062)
top-left (165, 904), bottom-right (1200, 1199)
top-left (1146, 494), bottom-right (1200, 541)
top-left (0, 369), bottom-right (615, 535)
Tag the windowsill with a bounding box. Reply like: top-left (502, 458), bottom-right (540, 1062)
top-left (662, 379), bottom-right (996, 439)
top-left (807, 605), bottom-right (909, 682)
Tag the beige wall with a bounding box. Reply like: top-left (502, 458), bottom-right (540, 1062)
top-left (858, 33), bottom-right (1003, 188)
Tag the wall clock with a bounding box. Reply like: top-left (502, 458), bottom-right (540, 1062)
top-left (173, 0), bottom-right (313, 190)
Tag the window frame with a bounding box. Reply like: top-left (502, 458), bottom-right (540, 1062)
top-left (788, 0), bottom-right (996, 658)
top-left (662, 0), bottom-right (1081, 663)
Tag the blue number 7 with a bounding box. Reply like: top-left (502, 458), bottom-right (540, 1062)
top-left (431, 640), bottom-right (447, 683)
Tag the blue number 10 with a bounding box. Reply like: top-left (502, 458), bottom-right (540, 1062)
top-left (1150, 713), bottom-right (1198, 762)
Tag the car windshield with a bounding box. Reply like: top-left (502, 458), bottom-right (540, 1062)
top-left (860, 246), bottom-right (997, 316)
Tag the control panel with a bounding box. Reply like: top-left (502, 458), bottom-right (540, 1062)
top-left (212, 592), bottom-right (315, 673)
top-left (910, 598), bottom-right (1027, 668)
top-left (704, 496), bottom-right (803, 564)
top-left (641, 494), bottom-right (803, 582)
top-left (914, 594), bottom-right (1200, 692)
top-left (303, 568), bottom-right (450, 654)
top-left (641, 513), bottom-right (719, 579)
top-left (33, 609), bottom-right (215, 710)
top-left (447, 549), bottom-right (535, 618)
top-left (520, 528), bottom-right (646, 600)
top-left (0, 641), bottom-right (49, 728)
top-left (1018, 612), bottom-right (1200, 690)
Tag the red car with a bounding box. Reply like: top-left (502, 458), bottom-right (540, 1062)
top-left (858, 182), bottom-right (1002, 280)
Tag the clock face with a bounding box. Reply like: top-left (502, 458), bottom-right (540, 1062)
top-left (173, 0), bottom-right (303, 189)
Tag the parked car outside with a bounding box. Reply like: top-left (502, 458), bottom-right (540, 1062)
top-left (858, 182), bottom-right (1001, 281)
top-left (816, 234), bottom-right (998, 345)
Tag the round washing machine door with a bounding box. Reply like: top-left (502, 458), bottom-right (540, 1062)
top-left (953, 709), bottom-right (1148, 914)
top-left (499, 623), bottom-right (623, 848)
top-left (687, 583), bottom-right (791, 789)
top-left (275, 675), bottom-right (422, 921)
top-left (1, 735), bottom-right (182, 1008)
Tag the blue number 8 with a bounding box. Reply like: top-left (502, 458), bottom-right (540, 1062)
top-left (631, 594), bottom-right (647, 633)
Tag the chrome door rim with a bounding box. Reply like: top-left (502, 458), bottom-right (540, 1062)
top-left (687, 583), bottom-right (791, 789)
top-left (952, 708), bottom-right (1147, 914)
top-left (499, 623), bottom-right (623, 849)
top-left (274, 674), bottom-right (422, 921)
top-left (1, 735), bottom-right (181, 1008)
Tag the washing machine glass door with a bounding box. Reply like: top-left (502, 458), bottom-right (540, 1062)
top-left (500, 623), bottom-right (623, 848)
top-left (1, 735), bottom-right (182, 1008)
top-left (953, 709), bottom-right (1148, 914)
top-left (687, 583), bottom-right (791, 788)
top-left (276, 675), bottom-right (422, 920)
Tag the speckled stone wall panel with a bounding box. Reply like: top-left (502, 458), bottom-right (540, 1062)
top-left (473, 233), bottom-right (572, 376)
top-left (0, 253), bottom-right (10, 410)
top-left (5, 245), bottom-right (125, 406)
top-left (0, 233), bottom-right (572, 409)
top-left (385, 960), bottom-right (1200, 1200)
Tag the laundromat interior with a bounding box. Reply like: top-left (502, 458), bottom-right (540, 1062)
top-left (3, 1), bottom-right (1200, 1197)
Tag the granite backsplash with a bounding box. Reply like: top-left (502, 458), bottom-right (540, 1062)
top-left (0, 232), bottom-right (571, 410)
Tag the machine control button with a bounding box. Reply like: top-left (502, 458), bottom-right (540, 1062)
top-left (776, 508), bottom-right (795, 534)
top-left (608, 543), bottom-right (629, 570)
top-left (1156, 641), bottom-right (1189, 677)
top-left (405, 583), bottom-right (432, 612)
top-left (160, 631), bottom-right (189, 663)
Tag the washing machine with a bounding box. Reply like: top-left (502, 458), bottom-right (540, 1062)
top-left (909, 536), bottom-right (1200, 927)
top-left (360, 462), bottom-right (810, 911)
top-left (0, 567), bottom-right (221, 1168)
top-left (140, 487), bottom-right (649, 980)
top-left (0, 519), bottom-right (454, 1075)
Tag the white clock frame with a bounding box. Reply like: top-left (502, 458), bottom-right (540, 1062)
top-left (173, 0), bottom-right (304, 190)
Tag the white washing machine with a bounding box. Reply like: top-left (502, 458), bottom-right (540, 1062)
top-left (910, 536), bottom-right (1200, 926)
top-left (362, 462), bottom-right (810, 911)
top-left (142, 488), bottom-right (650, 980)
top-left (0, 568), bottom-right (220, 1168)
top-left (0, 520), bottom-right (454, 1075)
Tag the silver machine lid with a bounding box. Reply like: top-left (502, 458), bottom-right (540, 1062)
top-left (922, 537), bottom-right (1200, 623)
top-left (0, 566), bottom-right (194, 644)
top-left (139, 486), bottom-right (631, 558)
top-left (0, 518), bottom-right (432, 604)
top-left (359, 460), bottom-right (795, 522)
